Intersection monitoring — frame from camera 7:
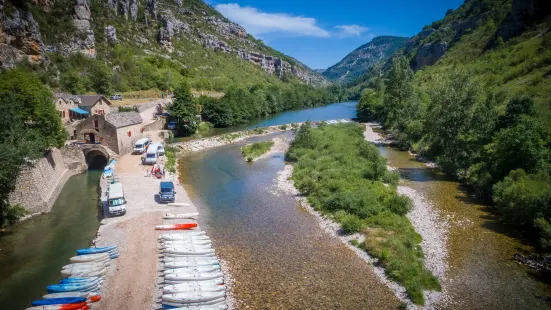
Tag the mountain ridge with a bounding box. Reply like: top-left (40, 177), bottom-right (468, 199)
top-left (322, 35), bottom-right (408, 83)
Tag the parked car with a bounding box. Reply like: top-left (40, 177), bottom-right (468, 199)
top-left (133, 138), bottom-right (150, 154)
top-left (159, 181), bottom-right (175, 203)
top-left (110, 94), bottom-right (123, 100)
top-left (107, 182), bottom-right (127, 216)
top-left (167, 121), bottom-right (177, 130)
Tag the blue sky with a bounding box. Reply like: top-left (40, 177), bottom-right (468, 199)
top-left (207, 0), bottom-right (464, 69)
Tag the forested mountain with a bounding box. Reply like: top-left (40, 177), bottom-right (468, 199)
top-left (322, 36), bottom-right (407, 83)
top-left (355, 0), bottom-right (551, 250)
top-left (0, 0), bottom-right (329, 94)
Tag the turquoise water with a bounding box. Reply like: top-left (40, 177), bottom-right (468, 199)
top-left (0, 171), bottom-right (102, 310)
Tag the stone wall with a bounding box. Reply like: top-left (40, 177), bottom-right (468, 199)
top-left (142, 118), bottom-right (166, 132)
top-left (115, 123), bottom-right (145, 155)
top-left (9, 148), bottom-right (72, 213)
top-left (60, 145), bottom-right (88, 172)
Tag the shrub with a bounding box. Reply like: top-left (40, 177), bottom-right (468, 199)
top-left (240, 140), bottom-right (274, 161)
top-left (279, 124), bottom-right (288, 130)
top-left (3, 204), bottom-right (28, 227)
top-left (341, 214), bottom-right (364, 234)
top-left (385, 195), bottom-right (413, 216)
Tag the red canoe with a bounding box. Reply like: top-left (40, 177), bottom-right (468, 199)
top-left (155, 223), bottom-right (198, 230)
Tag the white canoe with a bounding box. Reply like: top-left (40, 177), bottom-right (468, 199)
top-left (163, 297), bottom-right (227, 310)
top-left (163, 256), bottom-right (218, 262)
top-left (164, 278), bottom-right (223, 285)
top-left (162, 291), bottom-right (225, 303)
top-left (164, 213), bottom-right (200, 219)
top-left (162, 245), bottom-right (213, 251)
top-left (163, 266), bottom-right (220, 275)
top-left (164, 260), bottom-right (220, 268)
top-left (160, 231), bottom-right (206, 238)
top-left (164, 285), bottom-right (225, 295)
top-left (70, 253), bottom-right (109, 263)
top-left (162, 240), bottom-right (212, 246)
top-left (42, 291), bottom-right (97, 299)
top-left (66, 268), bottom-right (107, 278)
top-left (163, 282), bottom-right (224, 294)
top-left (166, 306), bottom-right (227, 310)
top-left (61, 265), bottom-right (105, 276)
top-left (165, 272), bottom-right (224, 281)
top-left (62, 261), bottom-right (109, 270)
top-left (164, 248), bottom-right (215, 255)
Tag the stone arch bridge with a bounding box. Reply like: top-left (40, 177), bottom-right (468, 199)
top-left (64, 144), bottom-right (118, 169)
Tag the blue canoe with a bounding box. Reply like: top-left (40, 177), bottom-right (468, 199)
top-left (47, 279), bottom-right (100, 293)
top-left (76, 246), bottom-right (117, 255)
top-left (32, 297), bottom-right (86, 306)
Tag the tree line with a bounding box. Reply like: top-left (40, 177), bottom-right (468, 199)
top-left (357, 56), bottom-right (551, 250)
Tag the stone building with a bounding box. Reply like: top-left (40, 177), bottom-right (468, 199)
top-left (74, 112), bottom-right (144, 154)
top-left (77, 95), bottom-right (113, 115)
top-left (54, 93), bottom-right (87, 123)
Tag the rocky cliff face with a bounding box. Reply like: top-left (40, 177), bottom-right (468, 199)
top-left (323, 36), bottom-right (408, 83)
top-left (0, 0), bottom-right (327, 86)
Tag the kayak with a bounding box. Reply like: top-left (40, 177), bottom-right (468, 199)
top-left (159, 231), bottom-right (207, 238)
top-left (163, 285), bottom-right (225, 295)
top-left (162, 305), bottom-right (227, 310)
top-left (164, 260), bottom-right (220, 268)
top-left (161, 245), bottom-right (212, 251)
top-left (70, 253), bottom-right (109, 263)
top-left (32, 297), bottom-right (86, 306)
top-left (162, 291), bottom-right (225, 304)
top-left (164, 271), bottom-right (224, 282)
top-left (43, 292), bottom-right (97, 299)
top-left (47, 279), bottom-right (101, 293)
top-left (61, 266), bottom-right (104, 276)
top-left (164, 248), bottom-right (215, 256)
top-left (163, 213), bottom-right (199, 219)
top-left (63, 268), bottom-right (107, 278)
top-left (155, 224), bottom-right (198, 230)
top-left (163, 265), bottom-right (220, 275)
top-left (164, 278), bottom-right (223, 285)
top-left (162, 240), bottom-right (212, 246)
top-left (60, 277), bottom-right (99, 284)
top-left (162, 297), bottom-right (226, 308)
top-left (163, 282), bottom-right (224, 294)
top-left (25, 302), bottom-right (88, 310)
top-left (76, 246), bottom-right (117, 255)
top-left (62, 261), bottom-right (109, 270)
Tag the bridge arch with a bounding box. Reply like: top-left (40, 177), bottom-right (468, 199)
top-left (82, 146), bottom-right (110, 170)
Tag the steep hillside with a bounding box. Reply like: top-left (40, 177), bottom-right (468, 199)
top-left (0, 0), bottom-right (328, 94)
top-left (322, 36), bottom-right (407, 83)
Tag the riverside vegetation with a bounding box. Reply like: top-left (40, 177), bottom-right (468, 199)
top-left (354, 0), bottom-right (551, 253)
top-left (241, 141), bottom-right (274, 162)
top-left (286, 122), bottom-right (439, 304)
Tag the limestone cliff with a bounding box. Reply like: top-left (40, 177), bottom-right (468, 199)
top-left (0, 0), bottom-right (327, 86)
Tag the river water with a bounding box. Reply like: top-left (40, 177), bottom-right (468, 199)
top-left (0, 171), bottom-right (102, 310)
top-left (178, 101), bottom-right (551, 309)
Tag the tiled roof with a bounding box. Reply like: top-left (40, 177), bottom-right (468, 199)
top-left (105, 112), bottom-right (143, 128)
top-left (77, 95), bottom-right (111, 107)
top-left (54, 93), bottom-right (81, 103)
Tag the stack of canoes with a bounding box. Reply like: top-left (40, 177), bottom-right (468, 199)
top-left (25, 245), bottom-right (119, 310)
top-left (157, 231), bottom-right (228, 309)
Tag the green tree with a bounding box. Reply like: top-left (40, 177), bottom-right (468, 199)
top-left (167, 84), bottom-right (199, 136)
top-left (0, 69), bottom-right (66, 227)
top-left (382, 57), bottom-right (415, 129)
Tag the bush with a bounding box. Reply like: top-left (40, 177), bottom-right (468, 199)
top-left (341, 214), bottom-right (364, 233)
top-left (385, 195), bottom-right (413, 216)
top-left (279, 124), bottom-right (288, 130)
top-left (3, 204), bottom-right (28, 227)
top-left (241, 141), bottom-right (274, 162)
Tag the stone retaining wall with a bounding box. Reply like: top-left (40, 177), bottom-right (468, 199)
top-left (142, 118), bottom-right (166, 132)
top-left (9, 146), bottom-right (88, 214)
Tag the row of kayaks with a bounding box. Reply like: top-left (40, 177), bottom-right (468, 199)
top-left (25, 245), bottom-right (120, 310)
top-left (157, 229), bottom-right (228, 310)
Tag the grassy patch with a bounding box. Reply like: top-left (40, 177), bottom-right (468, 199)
top-left (241, 141), bottom-right (274, 162)
top-left (165, 145), bottom-right (179, 173)
top-left (287, 122), bottom-right (439, 304)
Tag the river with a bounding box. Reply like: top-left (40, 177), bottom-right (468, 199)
top-left (178, 101), bottom-right (551, 308)
top-left (0, 171), bottom-right (102, 310)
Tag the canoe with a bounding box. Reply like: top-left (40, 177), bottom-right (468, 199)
top-left (164, 278), bottom-right (223, 285)
top-left (43, 292), bottom-right (96, 299)
top-left (164, 248), bottom-right (215, 256)
top-left (162, 291), bottom-right (225, 304)
top-left (163, 213), bottom-right (199, 219)
top-left (60, 277), bottom-right (99, 284)
top-left (163, 266), bottom-right (220, 275)
top-left (32, 297), bottom-right (86, 306)
top-left (76, 246), bottom-right (117, 255)
top-left (164, 271), bottom-right (224, 282)
top-left (159, 231), bottom-right (207, 239)
top-left (164, 260), bottom-right (220, 268)
top-left (155, 224), bottom-right (198, 230)
top-left (163, 305), bottom-right (227, 310)
top-left (25, 302), bottom-right (88, 310)
top-left (161, 245), bottom-right (212, 251)
top-left (62, 261), bottom-right (109, 270)
top-left (47, 280), bottom-right (101, 293)
top-left (163, 282), bottom-right (224, 294)
top-left (61, 266), bottom-right (104, 276)
top-left (163, 257), bottom-right (218, 263)
top-left (63, 268), bottom-right (107, 278)
top-left (161, 297), bottom-right (226, 308)
top-left (162, 240), bottom-right (212, 246)
top-left (70, 253), bottom-right (109, 263)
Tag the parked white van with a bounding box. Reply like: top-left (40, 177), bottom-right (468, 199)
top-left (133, 138), bottom-right (150, 154)
top-left (144, 143), bottom-right (160, 165)
top-left (107, 182), bottom-right (126, 216)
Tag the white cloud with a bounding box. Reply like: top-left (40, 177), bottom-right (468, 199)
top-left (335, 24), bottom-right (368, 37)
top-left (215, 3), bottom-right (330, 38)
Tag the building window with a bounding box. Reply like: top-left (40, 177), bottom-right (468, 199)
top-left (94, 120), bottom-right (99, 128)
top-left (127, 131), bottom-right (132, 137)
top-left (96, 109), bottom-right (104, 115)
top-left (62, 111), bottom-right (66, 118)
